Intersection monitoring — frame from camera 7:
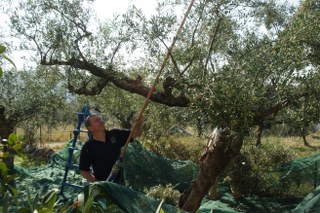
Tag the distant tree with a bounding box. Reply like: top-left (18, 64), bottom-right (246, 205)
top-left (0, 67), bottom-right (66, 144)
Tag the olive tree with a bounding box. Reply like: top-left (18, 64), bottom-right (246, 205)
top-left (0, 67), bottom-right (67, 144)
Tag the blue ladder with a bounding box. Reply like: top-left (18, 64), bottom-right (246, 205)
top-left (59, 106), bottom-right (91, 196)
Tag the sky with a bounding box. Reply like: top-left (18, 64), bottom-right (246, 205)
top-left (1, 0), bottom-right (301, 70)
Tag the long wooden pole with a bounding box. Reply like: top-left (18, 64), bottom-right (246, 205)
top-left (120, 0), bottom-right (196, 158)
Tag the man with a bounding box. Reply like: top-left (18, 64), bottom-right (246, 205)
top-left (79, 114), bottom-right (143, 184)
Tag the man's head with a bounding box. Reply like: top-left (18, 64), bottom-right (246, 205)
top-left (85, 115), bottom-right (106, 132)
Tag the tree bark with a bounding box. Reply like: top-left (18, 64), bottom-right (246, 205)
top-left (41, 59), bottom-right (191, 107)
top-left (301, 126), bottom-right (309, 146)
top-left (255, 123), bottom-right (263, 146)
top-left (179, 128), bottom-right (244, 212)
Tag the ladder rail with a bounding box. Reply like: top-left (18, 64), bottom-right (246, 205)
top-left (59, 106), bottom-right (90, 196)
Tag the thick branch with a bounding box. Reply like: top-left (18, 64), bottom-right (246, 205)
top-left (254, 91), bottom-right (309, 123)
top-left (41, 58), bottom-right (190, 107)
top-left (111, 75), bottom-right (190, 107)
top-left (68, 78), bottom-right (109, 95)
top-left (179, 128), bottom-right (244, 212)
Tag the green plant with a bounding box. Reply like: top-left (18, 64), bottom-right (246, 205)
top-left (72, 184), bottom-right (121, 213)
top-left (0, 161), bottom-right (18, 198)
top-left (6, 133), bottom-right (24, 158)
top-left (0, 162), bottom-right (19, 213)
top-left (16, 188), bottom-right (59, 213)
top-left (226, 141), bottom-right (297, 198)
top-left (1, 191), bottom-right (13, 213)
top-left (1, 133), bottom-right (25, 171)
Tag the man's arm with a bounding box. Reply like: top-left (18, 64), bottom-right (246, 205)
top-left (80, 170), bottom-right (97, 182)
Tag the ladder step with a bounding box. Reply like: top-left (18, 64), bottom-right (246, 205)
top-left (73, 129), bottom-right (89, 133)
top-left (69, 147), bottom-right (81, 151)
top-left (74, 112), bottom-right (90, 115)
top-left (67, 163), bottom-right (79, 170)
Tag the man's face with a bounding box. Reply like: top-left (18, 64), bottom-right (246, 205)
top-left (87, 115), bottom-right (106, 132)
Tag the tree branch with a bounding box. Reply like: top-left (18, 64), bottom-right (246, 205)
top-left (41, 58), bottom-right (190, 107)
top-left (254, 91), bottom-right (309, 123)
top-left (205, 17), bottom-right (223, 71)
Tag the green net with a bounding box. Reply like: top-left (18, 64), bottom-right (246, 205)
top-left (291, 186), bottom-right (320, 213)
top-left (124, 141), bottom-right (199, 191)
top-left (6, 139), bottom-right (320, 212)
top-left (88, 182), bottom-right (187, 213)
top-left (272, 152), bottom-right (320, 190)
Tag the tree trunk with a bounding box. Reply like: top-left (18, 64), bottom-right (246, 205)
top-left (0, 106), bottom-right (15, 140)
top-left (301, 126), bottom-right (309, 146)
top-left (255, 123), bottom-right (263, 146)
top-left (179, 128), bottom-right (244, 212)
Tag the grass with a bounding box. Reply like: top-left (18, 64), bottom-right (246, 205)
top-left (14, 124), bottom-right (320, 156)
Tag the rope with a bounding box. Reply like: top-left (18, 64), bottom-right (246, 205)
top-left (120, 0), bottom-right (196, 158)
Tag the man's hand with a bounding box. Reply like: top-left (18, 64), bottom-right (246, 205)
top-left (132, 115), bottom-right (144, 138)
top-left (80, 170), bottom-right (97, 182)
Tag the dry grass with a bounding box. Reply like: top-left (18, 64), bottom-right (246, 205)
top-left (262, 131), bottom-right (320, 158)
top-left (16, 124), bottom-right (90, 151)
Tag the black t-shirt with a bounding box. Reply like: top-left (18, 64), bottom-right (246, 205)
top-left (79, 129), bottom-right (131, 182)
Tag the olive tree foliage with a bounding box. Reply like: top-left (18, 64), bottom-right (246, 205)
top-left (5, 0), bottom-right (319, 135)
top-left (7, 0), bottom-right (188, 107)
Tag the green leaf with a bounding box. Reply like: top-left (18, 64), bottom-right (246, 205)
top-left (82, 197), bottom-right (94, 213)
top-left (0, 162), bottom-right (8, 176)
top-left (8, 184), bottom-right (18, 197)
top-left (42, 189), bottom-right (58, 210)
top-left (38, 208), bottom-right (53, 213)
top-left (32, 194), bottom-right (40, 211)
top-left (12, 143), bottom-right (22, 151)
top-left (7, 173), bottom-right (19, 182)
top-left (8, 133), bottom-right (18, 146)
top-left (0, 44), bottom-right (6, 54)
top-left (0, 67), bottom-right (2, 78)
top-left (16, 207), bottom-right (32, 213)
top-left (2, 191), bottom-right (10, 212)
top-left (89, 205), bottom-right (105, 213)
top-left (27, 190), bottom-right (32, 210)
